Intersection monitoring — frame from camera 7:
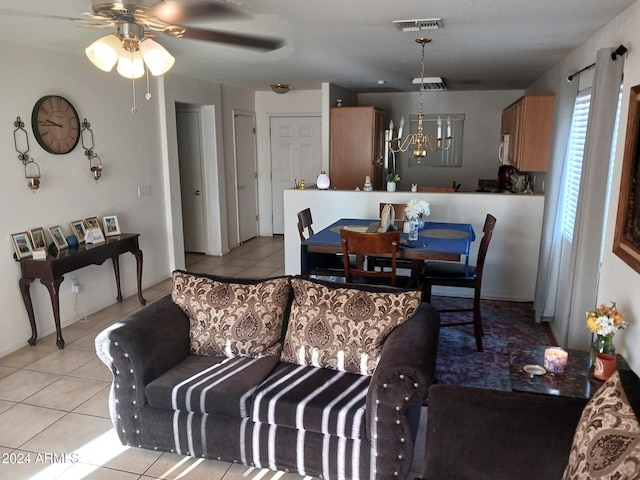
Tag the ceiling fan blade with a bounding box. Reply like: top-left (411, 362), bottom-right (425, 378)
top-left (180, 26), bottom-right (284, 51)
top-left (0, 8), bottom-right (83, 23)
top-left (150, 1), bottom-right (247, 24)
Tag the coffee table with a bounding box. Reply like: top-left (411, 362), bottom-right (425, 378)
top-left (509, 344), bottom-right (629, 399)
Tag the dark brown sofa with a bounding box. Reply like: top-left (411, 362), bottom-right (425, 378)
top-left (95, 275), bottom-right (441, 480)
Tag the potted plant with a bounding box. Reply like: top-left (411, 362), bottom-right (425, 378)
top-left (386, 173), bottom-right (400, 192)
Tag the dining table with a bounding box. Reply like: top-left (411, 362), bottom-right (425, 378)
top-left (301, 218), bottom-right (476, 286)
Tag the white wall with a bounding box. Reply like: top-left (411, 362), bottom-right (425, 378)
top-left (528, 0), bottom-right (640, 373)
top-left (357, 90), bottom-right (524, 192)
top-left (0, 42), bottom-right (170, 357)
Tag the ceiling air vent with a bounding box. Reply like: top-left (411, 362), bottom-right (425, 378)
top-left (393, 18), bottom-right (443, 32)
top-left (413, 77), bottom-right (447, 91)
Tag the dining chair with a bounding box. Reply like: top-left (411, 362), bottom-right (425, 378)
top-left (297, 208), bottom-right (346, 278)
top-left (421, 214), bottom-right (497, 352)
top-left (340, 229), bottom-right (411, 287)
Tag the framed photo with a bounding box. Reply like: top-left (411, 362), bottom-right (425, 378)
top-left (84, 216), bottom-right (101, 231)
top-left (48, 225), bottom-right (68, 250)
top-left (69, 220), bottom-right (86, 244)
top-left (102, 215), bottom-right (121, 236)
top-left (29, 227), bottom-right (47, 250)
top-left (614, 84), bottom-right (640, 273)
top-left (11, 232), bottom-right (33, 259)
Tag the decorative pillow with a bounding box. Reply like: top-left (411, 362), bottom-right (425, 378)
top-left (562, 371), bottom-right (640, 479)
top-left (281, 278), bottom-right (421, 375)
top-left (171, 271), bottom-right (291, 358)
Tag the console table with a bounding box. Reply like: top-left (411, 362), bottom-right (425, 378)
top-left (18, 233), bottom-right (146, 349)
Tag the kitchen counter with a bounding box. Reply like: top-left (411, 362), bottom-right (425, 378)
top-left (284, 188), bottom-right (545, 301)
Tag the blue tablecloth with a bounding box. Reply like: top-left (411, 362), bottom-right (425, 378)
top-left (303, 218), bottom-right (475, 256)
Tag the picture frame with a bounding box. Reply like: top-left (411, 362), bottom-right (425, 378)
top-left (48, 225), bottom-right (68, 250)
top-left (102, 215), bottom-right (121, 236)
top-left (84, 216), bottom-right (101, 231)
top-left (29, 227), bottom-right (47, 250)
top-left (11, 232), bottom-right (33, 259)
top-left (613, 84), bottom-right (640, 274)
top-left (70, 220), bottom-right (86, 244)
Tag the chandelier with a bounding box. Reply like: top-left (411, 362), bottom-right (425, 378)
top-left (387, 38), bottom-right (452, 158)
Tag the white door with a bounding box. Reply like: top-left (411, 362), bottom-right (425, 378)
top-left (270, 116), bottom-right (322, 234)
top-left (234, 111), bottom-right (259, 243)
top-left (176, 106), bottom-right (206, 253)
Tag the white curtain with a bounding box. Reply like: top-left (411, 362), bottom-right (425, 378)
top-left (535, 47), bottom-right (625, 349)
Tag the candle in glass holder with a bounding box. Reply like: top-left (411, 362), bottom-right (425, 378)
top-left (544, 347), bottom-right (568, 373)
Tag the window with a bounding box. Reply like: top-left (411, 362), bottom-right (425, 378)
top-left (561, 89), bottom-right (591, 241)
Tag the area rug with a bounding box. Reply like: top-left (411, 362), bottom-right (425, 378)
top-left (431, 296), bottom-right (557, 391)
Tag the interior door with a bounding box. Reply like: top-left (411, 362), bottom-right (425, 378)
top-left (270, 115), bottom-right (322, 234)
top-left (234, 111), bottom-right (259, 243)
top-left (176, 106), bottom-right (206, 253)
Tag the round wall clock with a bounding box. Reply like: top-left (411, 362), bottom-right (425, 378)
top-left (31, 95), bottom-right (81, 154)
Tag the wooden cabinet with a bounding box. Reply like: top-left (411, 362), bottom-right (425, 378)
top-left (501, 94), bottom-right (554, 172)
top-left (330, 106), bottom-right (385, 190)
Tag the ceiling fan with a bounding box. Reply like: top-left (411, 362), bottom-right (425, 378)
top-left (1, 1), bottom-right (284, 75)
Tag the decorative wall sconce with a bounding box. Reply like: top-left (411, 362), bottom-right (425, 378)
top-left (13, 116), bottom-right (42, 191)
top-left (81, 118), bottom-right (104, 182)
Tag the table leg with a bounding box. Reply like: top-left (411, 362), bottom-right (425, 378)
top-left (111, 257), bottom-right (123, 303)
top-left (410, 260), bottom-right (424, 288)
top-left (19, 278), bottom-right (38, 346)
top-left (132, 249), bottom-right (146, 305)
top-left (40, 277), bottom-right (65, 349)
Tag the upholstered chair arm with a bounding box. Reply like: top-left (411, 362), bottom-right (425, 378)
top-left (95, 294), bottom-right (190, 446)
top-left (366, 302), bottom-right (440, 478)
top-left (422, 384), bottom-right (588, 480)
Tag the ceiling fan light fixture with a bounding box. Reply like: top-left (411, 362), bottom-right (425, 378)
top-left (85, 34), bottom-right (122, 72)
top-left (117, 48), bottom-right (145, 79)
top-left (140, 38), bottom-right (175, 76)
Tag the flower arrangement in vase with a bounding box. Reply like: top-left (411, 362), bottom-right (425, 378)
top-left (386, 173), bottom-right (400, 191)
top-left (404, 199), bottom-right (431, 241)
top-left (586, 301), bottom-right (627, 362)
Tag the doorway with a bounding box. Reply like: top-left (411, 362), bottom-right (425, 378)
top-left (270, 115), bottom-right (322, 234)
top-left (176, 105), bottom-right (206, 253)
top-left (233, 111), bottom-right (259, 243)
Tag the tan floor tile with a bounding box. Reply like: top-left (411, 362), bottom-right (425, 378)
top-left (208, 265), bottom-right (248, 276)
top-left (0, 404), bottom-right (66, 448)
top-left (66, 330), bottom-right (100, 352)
top-left (223, 463), bottom-right (312, 480)
top-left (0, 370), bottom-right (61, 402)
top-left (0, 365), bottom-right (17, 380)
top-left (54, 462), bottom-right (141, 479)
top-left (24, 376), bottom-right (108, 411)
top-left (0, 344), bottom-right (58, 369)
top-left (235, 266), bottom-right (282, 278)
top-left (144, 452), bottom-right (232, 480)
top-left (80, 428), bottom-right (162, 474)
top-left (72, 386), bottom-right (111, 418)
top-left (21, 412), bottom-right (113, 457)
top-left (74, 311), bottom-right (121, 331)
top-left (69, 357), bottom-right (112, 381)
top-left (23, 349), bottom-right (96, 375)
top-left (37, 325), bottom-right (96, 348)
top-left (0, 399), bottom-right (15, 414)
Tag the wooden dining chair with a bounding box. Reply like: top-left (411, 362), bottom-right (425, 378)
top-left (297, 208), bottom-right (346, 277)
top-left (340, 229), bottom-right (411, 287)
top-left (421, 214), bottom-right (497, 352)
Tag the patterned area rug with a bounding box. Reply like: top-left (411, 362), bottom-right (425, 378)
top-left (431, 296), bottom-right (557, 391)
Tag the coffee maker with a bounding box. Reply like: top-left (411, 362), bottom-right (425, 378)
top-left (498, 164), bottom-right (517, 191)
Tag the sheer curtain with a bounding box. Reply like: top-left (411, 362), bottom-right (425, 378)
top-left (535, 47), bottom-right (625, 349)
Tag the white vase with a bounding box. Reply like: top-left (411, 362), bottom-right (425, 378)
top-left (387, 182), bottom-right (397, 192)
top-left (316, 171), bottom-right (330, 189)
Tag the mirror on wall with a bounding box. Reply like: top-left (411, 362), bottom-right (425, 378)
top-left (407, 113), bottom-right (465, 167)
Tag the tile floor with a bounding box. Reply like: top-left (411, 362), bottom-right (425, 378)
top-left (0, 236), bottom-right (424, 480)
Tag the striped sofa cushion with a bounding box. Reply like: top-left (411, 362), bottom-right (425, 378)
top-left (146, 355), bottom-right (280, 418)
top-left (250, 362), bottom-right (370, 440)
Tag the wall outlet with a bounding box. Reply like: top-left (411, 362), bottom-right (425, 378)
top-left (72, 278), bottom-right (80, 294)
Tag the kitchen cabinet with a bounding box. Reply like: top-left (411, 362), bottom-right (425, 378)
top-left (330, 106), bottom-right (385, 190)
top-left (501, 94), bottom-right (554, 172)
